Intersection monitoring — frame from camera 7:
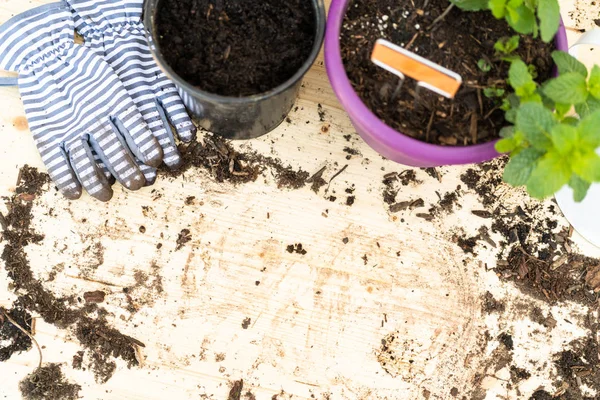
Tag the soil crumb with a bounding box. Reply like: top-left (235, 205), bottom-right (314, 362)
top-left (286, 243), bottom-right (307, 255)
top-left (228, 379), bottom-right (244, 400)
top-left (19, 363), bottom-right (81, 400)
top-left (0, 302), bottom-right (33, 362)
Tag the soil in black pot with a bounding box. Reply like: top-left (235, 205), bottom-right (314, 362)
top-left (340, 0), bottom-right (555, 146)
top-left (156, 0), bottom-right (316, 97)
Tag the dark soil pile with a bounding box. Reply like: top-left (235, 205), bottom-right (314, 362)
top-left (156, 0), bottom-right (316, 96)
top-left (458, 160), bottom-right (600, 306)
top-left (341, 0), bottom-right (554, 146)
top-left (1, 166), bottom-right (143, 385)
top-left (19, 363), bottom-right (81, 400)
top-left (0, 303), bottom-right (33, 362)
top-left (160, 134), bottom-right (311, 190)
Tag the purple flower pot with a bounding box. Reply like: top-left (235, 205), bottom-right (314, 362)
top-left (324, 0), bottom-right (569, 167)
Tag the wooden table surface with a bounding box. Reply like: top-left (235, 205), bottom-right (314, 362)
top-left (0, 1), bottom-right (599, 399)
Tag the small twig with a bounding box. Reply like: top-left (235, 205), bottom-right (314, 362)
top-left (428, 3), bottom-right (454, 29)
top-left (0, 308), bottom-right (42, 369)
top-left (328, 164), bottom-right (348, 185)
top-left (326, 164), bottom-right (349, 192)
top-left (405, 33), bottom-right (419, 50)
top-left (426, 109), bottom-right (435, 142)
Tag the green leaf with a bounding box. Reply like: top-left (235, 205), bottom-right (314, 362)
top-left (554, 103), bottom-right (572, 118)
top-left (578, 110), bottom-right (600, 148)
top-left (516, 102), bottom-right (555, 149)
top-left (569, 175), bottom-right (591, 202)
top-left (526, 149), bottom-right (571, 198)
top-left (575, 97), bottom-right (600, 118)
top-left (550, 124), bottom-right (578, 155)
top-left (489, 0), bottom-right (508, 18)
top-left (478, 59), bottom-right (492, 72)
top-left (508, 60), bottom-right (534, 90)
top-left (544, 73), bottom-right (589, 104)
top-left (503, 147), bottom-right (544, 186)
top-left (506, 4), bottom-right (536, 34)
top-left (571, 150), bottom-right (600, 182)
top-left (588, 65), bottom-right (600, 99)
top-left (484, 87), bottom-right (505, 97)
top-left (538, 0), bottom-right (560, 42)
top-left (496, 138), bottom-right (517, 153)
top-left (551, 51), bottom-right (588, 77)
top-left (494, 36), bottom-right (520, 54)
top-left (451, 0), bottom-right (490, 10)
top-left (499, 126), bottom-right (515, 138)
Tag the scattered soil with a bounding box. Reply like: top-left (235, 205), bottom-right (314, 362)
top-left (460, 159), bottom-right (600, 306)
top-left (176, 229), bottom-right (192, 251)
top-left (286, 243), bottom-right (307, 255)
top-left (0, 302), bottom-right (33, 362)
top-left (482, 291), bottom-right (505, 314)
top-left (341, 0), bottom-right (554, 146)
top-left (550, 334), bottom-right (600, 399)
top-left (19, 363), bottom-right (81, 400)
top-left (241, 318), bottom-right (251, 329)
top-left (498, 332), bottom-right (514, 350)
top-left (307, 167), bottom-right (327, 193)
top-left (160, 134), bottom-right (310, 190)
top-left (1, 166), bottom-right (143, 386)
top-left (156, 0), bottom-right (316, 96)
top-left (382, 169), bottom-right (421, 206)
top-left (227, 379), bottom-right (244, 400)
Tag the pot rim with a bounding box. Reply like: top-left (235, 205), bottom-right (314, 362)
top-left (143, 0), bottom-right (326, 104)
top-left (324, 0), bottom-right (569, 164)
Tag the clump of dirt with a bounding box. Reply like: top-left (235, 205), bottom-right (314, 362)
top-left (176, 229), bottom-right (192, 251)
top-left (307, 167), bottom-right (327, 194)
top-left (460, 159), bottom-right (507, 207)
top-left (161, 134), bottom-right (311, 190)
top-left (1, 166), bottom-right (143, 385)
top-left (0, 302), bottom-right (33, 362)
top-left (382, 170), bottom-right (421, 207)
top-left (19, 363), bottom-right (81, 400)
top-left (228, 379), bottom-right (245, 400)
top-left (286, 243), bottom-right (307, 255)
top-left (549, 335), bottom-right (600, 399)
top-left (156, 0), bottom-right (315, 97)
top-left (341, 0), bottom-right (554, 146)
top-left (482, 292), bottom-right (505, 314)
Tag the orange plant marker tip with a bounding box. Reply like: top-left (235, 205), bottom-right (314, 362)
top-left (371, 39), bottom-right (462, 99)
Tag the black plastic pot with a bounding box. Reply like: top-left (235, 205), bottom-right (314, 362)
top-left (144, 0), bottom-right (326, 140)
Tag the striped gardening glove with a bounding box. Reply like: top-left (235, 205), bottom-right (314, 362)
top-left (66, 0), bottom-right (197, 172)
top-left (0, 2), bottom-right (165, 201)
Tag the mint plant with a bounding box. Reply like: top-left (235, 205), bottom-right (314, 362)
top-left (450, 0), bottom-right (560, 42)
top-left (496, 52), bottom-right (600, 201)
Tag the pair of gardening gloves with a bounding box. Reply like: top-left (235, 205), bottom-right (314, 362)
top-left (0, 0), bottom-right (196, 201)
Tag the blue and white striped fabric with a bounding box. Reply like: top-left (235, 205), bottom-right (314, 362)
top-left (67, 0), bottom-right (197, 176)
top-left (0, 2), bottom-right (165, 201)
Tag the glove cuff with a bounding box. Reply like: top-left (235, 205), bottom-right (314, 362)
top-left (68, 0), bottom-right (143, 38)
top-left (0, 2), bottom-right (74, 72)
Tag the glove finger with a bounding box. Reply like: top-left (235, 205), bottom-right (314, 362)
top-left (113, 105), bottom-right (163, 168)
top-left (152, 98), bottom-right (184, 169)
top-left (155, 83), bottom-right (197, 143)
top-left (139, 163), bottom-right (157, 186)
top-left (89, 123), bottom-right (146, 191)
top-left (91, 147), bottom-right (116, 186)
top-left (67, 139), bottom-right (113, 202)
top-left (41, 143), bottom-right (82, 200)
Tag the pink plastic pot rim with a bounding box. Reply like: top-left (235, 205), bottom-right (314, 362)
top-left (324, 0), bottom-right (569, 167)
